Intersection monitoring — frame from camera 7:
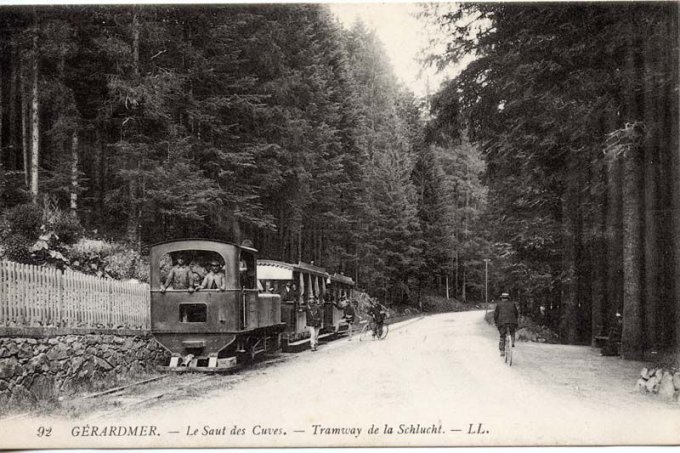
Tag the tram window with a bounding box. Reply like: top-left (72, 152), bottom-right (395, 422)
top-left (160, 251), bottom-right (225, 290)
top-left (262, 281), bottom-right (279, 293)
top-left (179, 304), bottom-right (207, 323)
top-left (258, 280), bottom-right (274, 293)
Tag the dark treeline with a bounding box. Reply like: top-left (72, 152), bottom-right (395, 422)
top-left (426, 3), bottom-right (680, 356)
top-left (5, 3), bottom-right (675, 358)
top-left (0, 4), bottom-right (486, 307)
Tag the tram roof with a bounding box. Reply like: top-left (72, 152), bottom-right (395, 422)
top-left (149, 238), bottom-right (258, 253)
top-left (258, 260), bottom-right (294, 270)
top-left (330, 273), bottom-right (355, 286)
top-left (257, 260), bottom-right (329, 278)
top-left (294, 261), bottom-right (328, 276)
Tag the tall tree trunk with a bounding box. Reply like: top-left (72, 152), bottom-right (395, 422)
top-left (559, 178), bottom-right (578, 344)
top-left (673, 111), bottom-right (680, 356)
top-left (575, 169), bottom-right (588, 343)
top-left (97, 131), bottom-right (106, 228)
top-left (297, 227), bottom-right (302, 263)
top-left (590, 114), bottom-right (609, 343)
top-left (462, 183), bottom-right (469, 302)
top-left (620, 24), bottom-right (645, 360)
top-left (642, 38), bottom-right (660, 352)
top-left (454, 250), bottom-right (459, 298)
top-left (590, 168), bottom-right (607, 343)
top-left (132, 8), bottom-right (140, 78)
top-left (232, 215), bottom-right (241, 245)
top-left (20, 57), bottom-right (28, 188)
top-left (126, 8), bottom-right (141, 245)
top-left (0, 60), bottom-right (4, 169)
top-left (603, 139), bottom-right (623, 324)
top-left (452, 188), bottom-right (459, 297)
top-left (9, 41), bottom-right (18, 169)
top-left (670, 4), bottom-right (680, 356)
top-left (70, 130), bottom-right (78, 216)
top-left (620, 125), bottom-right (645, 360)
top-left (30, 28), bottom-right (39, 202)
top-left (277, 208), bottom-right (284, 260)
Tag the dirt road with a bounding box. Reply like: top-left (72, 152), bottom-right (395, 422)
top-left (6, 311), bottom-right (679, 448)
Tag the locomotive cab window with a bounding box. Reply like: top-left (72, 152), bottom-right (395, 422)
top-left (160, 250), bottom-right (226, 291)
top-left (179, 304), bottom-right (207, 323)
top-left (239, 251), bottom-right (257, 290)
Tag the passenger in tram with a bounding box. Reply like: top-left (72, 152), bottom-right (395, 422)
top-left (160, 253), bottom-right (195, 293)
top-left (198, 260), bottom-right (226, 291)
top-left (330, 292), bottom-right (343, 310)
top-left (280, 282), bottom-right (295, 302)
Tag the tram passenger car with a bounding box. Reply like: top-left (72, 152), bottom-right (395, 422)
top-left (150, 240), bottom-right (285, 369)
top-left (257, 260), bottom-right (330, 350)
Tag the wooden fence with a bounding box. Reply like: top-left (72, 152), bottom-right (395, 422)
top-left (0, 260), bottom-right (150, 329)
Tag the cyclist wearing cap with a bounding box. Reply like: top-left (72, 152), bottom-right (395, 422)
top-left (493, 292), bottom-right (519, 356)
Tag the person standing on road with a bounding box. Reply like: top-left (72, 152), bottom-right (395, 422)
top-left (493, 292), bottom-right (519, 356)
top-left (601, 312), bottom-right (623, 356)
top-left (343, 299), bottom-right (357, 341)
top-left (367, 299), bottom-right (387, 338)
top-left (306, 297), bottom-right (323, 351)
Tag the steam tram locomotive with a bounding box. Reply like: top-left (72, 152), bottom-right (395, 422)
top-left (256, 261), bottom-right (356, 351)
top-left (149, 240), bottom-right (285, 369)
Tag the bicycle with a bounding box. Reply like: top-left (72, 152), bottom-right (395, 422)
top-left (359, 319), bottom-right (389, 341)
top-left (503, 329), bottom-right (513, 366)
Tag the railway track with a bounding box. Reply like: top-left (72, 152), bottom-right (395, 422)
top-left (85, 353), bottom-right (292, 419)
top-left (79, 376), bottom-right (168, 400)
top-left (0, 375), bottom-right (172, 422)
top-left (90, 375), bottom-right (221, 420)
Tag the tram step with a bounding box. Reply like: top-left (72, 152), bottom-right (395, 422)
top-left (283, 339), bottom-right (308, 353)
top-left (318, 332), bottom-right (335, 341)
top-left (284, 332), bottom-right (336, 352)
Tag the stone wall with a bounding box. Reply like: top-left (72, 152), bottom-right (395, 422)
top-left (0, 327), bottom-right (169, 406)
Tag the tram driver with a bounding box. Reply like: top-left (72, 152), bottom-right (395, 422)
top-left (160, 253), bottom-right (195, 293)
top-left (198, 260), bottom-right (226, 291)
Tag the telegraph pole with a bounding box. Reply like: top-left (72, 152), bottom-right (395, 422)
top-left (483, 258), bottom-right (490, 315)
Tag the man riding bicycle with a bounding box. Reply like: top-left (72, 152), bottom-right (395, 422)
top-left (493, 292), bottom-right (519, 356)
top-left (367, 299), bottom-right (387, 338)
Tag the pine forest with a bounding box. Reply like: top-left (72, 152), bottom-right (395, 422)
top-left (0, 4), bottom-right (678, 359)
